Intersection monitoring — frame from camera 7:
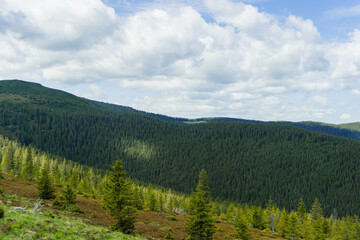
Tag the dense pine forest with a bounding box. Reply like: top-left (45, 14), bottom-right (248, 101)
top-left (1, 135), bottom-right (360, 239)
top-left (0, 80), bottom-right (360, 218)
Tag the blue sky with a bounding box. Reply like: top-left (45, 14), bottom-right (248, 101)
top-left (249, 0), bottom-right (360, 40)
top-left (1, 0), bottom-right (360, 123)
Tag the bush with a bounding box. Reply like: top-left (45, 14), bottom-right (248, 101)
top-left (0, 205), bottom-right (4, 219)
top-left (65, 204), bottom-right (82, 213)
top-left (52, 198), bottom-right (62, 206)
top-left (164, 233), bottom-right (174, 240)
top-left (166, 216), bottom-right (177, 221)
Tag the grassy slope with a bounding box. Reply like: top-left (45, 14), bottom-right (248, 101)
top-left (0, 174), bottom-right (284, 240)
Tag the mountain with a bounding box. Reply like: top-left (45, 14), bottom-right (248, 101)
top-left (0, 79), bottom-right (359, 216)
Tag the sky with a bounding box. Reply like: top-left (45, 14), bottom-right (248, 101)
top-left (1, 0), bottom-right (360, 123)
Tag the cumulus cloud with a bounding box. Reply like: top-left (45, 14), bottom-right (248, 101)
top-left (0, 0), bottom-right (359, 122)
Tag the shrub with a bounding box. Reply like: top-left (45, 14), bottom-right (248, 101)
top-left (166, 216), bottom-right (177, 221)
top-left (65, 204), bottom-right (82, 213)
top-left (164, 233), bottom-right (174, 239)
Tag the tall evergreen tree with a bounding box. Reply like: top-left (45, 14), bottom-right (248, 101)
top-left (310, 198), bottom-right (323, 221)
top-left (287, 211), bottom-right (299, 240)
top-left (38, 164), bottom-right (56, 199)
top-left (252, 206), bottom-right (265, 230)
top-left (297, 197), bottom-right (306, 222)
top-left (102, 160), bottom-right (137, 234)
top-left (23, 147), bottom-right (34, 180)
top-left (234, 208), bottom-right (250, 240)
top-left (186, 169), bottom-right (215, 240)
top-left (2, 143), bottom-right (15, 173)
top-left (61, 184), bottom-right (77, 206)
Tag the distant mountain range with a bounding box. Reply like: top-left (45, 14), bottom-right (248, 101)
top-left (1, 79), bottom-right (359, 216)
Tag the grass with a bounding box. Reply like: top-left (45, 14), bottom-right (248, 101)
top-left (0, 196), bottom-right (143, 240)
top-left (0, 174), bottom-right (285, 240)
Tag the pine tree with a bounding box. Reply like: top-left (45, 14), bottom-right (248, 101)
top-left (297, 197), bottom-right (306, 222)
top-left (252, 206), bottom-right (265, 230)
top-left (226, 203), bottom-right (236, 223)
top-left (61, 184), bottom-right (77, 206)
top-left (186, 169), bottom-right (215, 240)
top-left (234, 208), bottom-right (250, 240)
top-left (287, 211), bottom-right (299, 240)
top-left (147, 189), bottom-right (158, 212)
top-left (2, 143), bottom-right (15, 173)
top-left (279, 208), bottom-right (289, 238)
top-left (38, 164), bottom-right (56, 199)
top-left (23, 147), bottom-right (34, 180)
top-left (310, 198), bottom-right (323, 221)
top-left (102, 160), bottom-right (137, 234)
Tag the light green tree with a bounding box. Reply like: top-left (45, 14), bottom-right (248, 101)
top-left (226, 203), bottom-right (236, 223)
top-left (2, 143), bottom-right (15, 173)
top-left (287, 211), bottom-right (299, 240)
top-left (234, 208), bottom-right (251, 240)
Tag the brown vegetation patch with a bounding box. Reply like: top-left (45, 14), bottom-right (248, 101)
top-left (0, 174), bottom-right (285, 240)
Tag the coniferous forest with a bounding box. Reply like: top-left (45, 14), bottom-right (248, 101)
top-left (1, 135), bottom-right (360, 239)
top-left (0, 80), bottom-right (360, 221)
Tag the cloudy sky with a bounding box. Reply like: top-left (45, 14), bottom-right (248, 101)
top-left (1, 0), bottom-right (360, 123)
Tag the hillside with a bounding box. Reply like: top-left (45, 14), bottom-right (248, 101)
top-left (0, 173), bottom-right (288, 240)
top-left (0, 80), bottom-right (360, 216)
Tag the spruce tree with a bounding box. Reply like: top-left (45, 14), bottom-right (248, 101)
top-left (234, 208), bottom-right (250, 240)
top-left (297, 197), bottom-right (306, 222)
top-left (310, 198), bottom-right (323, 221)
top-left (186, 169), bottom-right (215, 240)
top-left (2, 143), bottom-right (15, 173)
top-left (38, 165), bottom-right (56, 199)
top-left (23, 147), bottom-right (34, 180)
top-left (61, 184), bottom-right (77, 206)
top-left (288, 211), bottom-right (299, 240)
top-left (252, 206), bottom-right (265, 230)
top-left (102, 160), bottom-right (137, 234)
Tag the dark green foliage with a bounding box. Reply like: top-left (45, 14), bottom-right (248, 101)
top-left (0, 205), bottom-right (4, 219)
top-left (23, 147), bottom-right (34, 180)
top-left (1, 80), bottom-right (360, 216)
top-left (102, 160), bottom-right (137, 234)
top-left (186, 170), bottom-right (215, 240)
top-left (38, 165), bottom-right (56, 199)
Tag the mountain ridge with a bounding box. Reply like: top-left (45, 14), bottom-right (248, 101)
top-left (1, 79), bottom-right (359, 140)
top-left (1, 79), bottom-right (359, 216)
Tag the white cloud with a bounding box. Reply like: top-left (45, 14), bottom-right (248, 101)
top-left (325, 4), bottom-right (360, 19)
top-left (311, 96), bottom-right (328, 106)
top-left (0, 0), bottom-right (359, 122)
top-left (340, 113), bottom-right (351, 120)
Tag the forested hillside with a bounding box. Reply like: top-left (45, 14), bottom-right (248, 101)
top-left (0, 80), bottom-right (359, 217)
